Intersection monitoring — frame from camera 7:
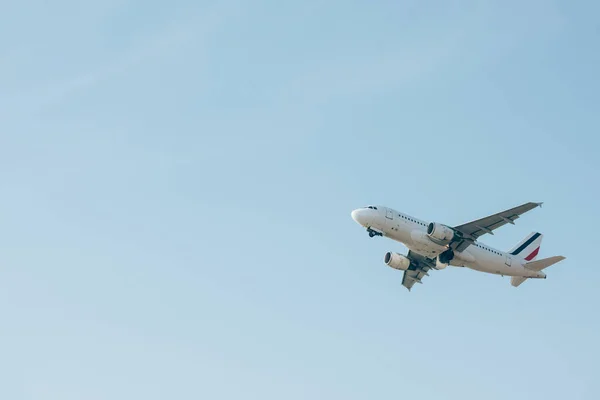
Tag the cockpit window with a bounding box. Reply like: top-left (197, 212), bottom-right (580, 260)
top-left (366, 206), bottom-right (378, 210)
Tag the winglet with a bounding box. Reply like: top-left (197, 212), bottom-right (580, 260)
top-left (537, 202), bottom-right (543, 208)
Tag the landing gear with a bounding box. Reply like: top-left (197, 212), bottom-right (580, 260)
top-left (438, 248), bottom-right (454, 264)
top-left (367, 228), bottom-right (382, 238)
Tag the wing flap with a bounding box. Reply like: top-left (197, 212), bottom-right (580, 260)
top-left (402, 251), bottom-right (435, 291)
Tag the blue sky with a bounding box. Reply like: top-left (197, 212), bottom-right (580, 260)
top-left (1, 1), bottom-right (599, 399)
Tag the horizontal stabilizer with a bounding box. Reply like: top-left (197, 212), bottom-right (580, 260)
top-left (511, 256), bottom-right (566, 287)
top-left (524, 256), bottom-right (566, 271)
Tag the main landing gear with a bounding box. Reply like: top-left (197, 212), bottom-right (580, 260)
top-left (367, 228), bottom-right (382, 238)
top-left (438, 248), bottom-right (454, 264)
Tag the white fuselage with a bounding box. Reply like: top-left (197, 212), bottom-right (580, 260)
top-left (351, 206), bottom-right (546, 279)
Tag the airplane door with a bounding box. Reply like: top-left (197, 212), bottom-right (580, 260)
top-left (505, 255), bottom-right (512, 267)
top-left (386, 208), bottom-right (393, 220)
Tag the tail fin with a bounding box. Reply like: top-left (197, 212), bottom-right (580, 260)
top-left (509, 232), bottom-right (543, 261)
top-left (511, 255), bottom-right (566, 287)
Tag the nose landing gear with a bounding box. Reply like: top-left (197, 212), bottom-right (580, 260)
top-left (367, 228), bottom-right (382, 238)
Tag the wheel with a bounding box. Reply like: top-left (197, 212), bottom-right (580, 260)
top-left (369, 231), bottom-right (375, 237)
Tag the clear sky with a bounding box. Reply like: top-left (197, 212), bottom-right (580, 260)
top-left (1, 1), bottom-right (598, 399)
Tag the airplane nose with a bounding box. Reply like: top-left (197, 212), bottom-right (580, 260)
top-left (351, 209), bottom-right (366, 225)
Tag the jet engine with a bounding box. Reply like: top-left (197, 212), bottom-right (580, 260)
top-left (384, 252), bottom-right (411, 271)
top-left (427, 222), bottom-right (458, 245)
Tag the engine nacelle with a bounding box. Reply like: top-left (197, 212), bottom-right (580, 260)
top-left (384, 252), bottom-right (411, 271)
top-left (427, 222), bottom-right (458, 244)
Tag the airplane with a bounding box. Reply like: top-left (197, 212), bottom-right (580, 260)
top-left (350, 202), bottom-right (565, 291)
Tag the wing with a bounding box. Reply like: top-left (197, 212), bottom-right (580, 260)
top-left (402, 251), bottom-right (436, 291)
top-left (451, 202), bottom-right (543, 252)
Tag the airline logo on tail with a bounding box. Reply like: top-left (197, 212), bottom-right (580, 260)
top-left (510, 232), bottom-right (543, 261)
